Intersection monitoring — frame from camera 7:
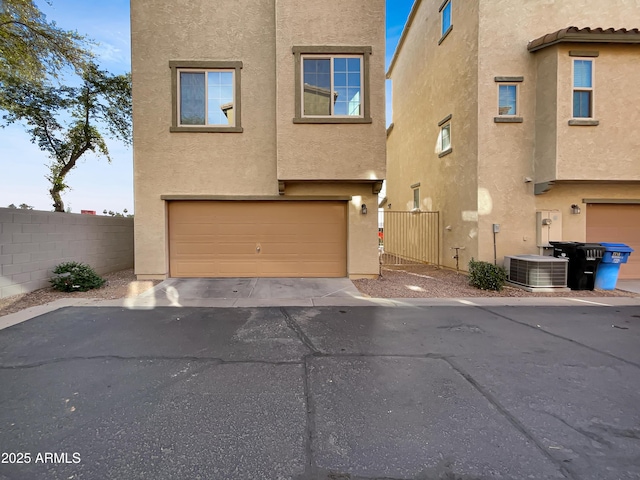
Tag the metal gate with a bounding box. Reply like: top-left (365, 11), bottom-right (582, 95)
top-left (380, 211), bottom-right (440, 266)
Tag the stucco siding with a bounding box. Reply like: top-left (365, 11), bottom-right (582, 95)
top-left (555, 44), bottom-right (640, 181)
top-left (131, 0), bottom-right (384, 278)
top-left (535, 183), bottom-right (640, 244)
top-left (275, 0), bottom-right (386, 181)
top-left (132, 0), bottom-right (278, 277)
top-left (534, 48), bottom-right (559, 184)
top-left (475, 0), bottom-right (640, 265)
top-left (387, 0), bottom-right (640, 272)
top-left (386, 0), bottom-right (480, 269)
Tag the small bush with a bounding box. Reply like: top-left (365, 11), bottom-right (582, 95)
top-left (50, 262), bottom-right (106, 292)
top-left (468, 258), bottom-right (507, 291)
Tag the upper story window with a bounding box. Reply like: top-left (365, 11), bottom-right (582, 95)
top-left (439, 0), bottom-right (452, 43)
top-left (494, 76), bottom-right (524, 123)
top-left (302, 55), bottom-right (362, 117)
top-left (441, 123), bottom-right (451, 151)
top-left (413, 187), bottom-right (420, 209)
top-left (293, 46), bottom-right (372, 124)
top-left (169, 61), bottom-right (243, 133)
top-left (573, 59), bottom-right (593, 118)
top-left (437, 114), bottom-right (452, 157)
top-left (498, 84), bottom-right (517, 116)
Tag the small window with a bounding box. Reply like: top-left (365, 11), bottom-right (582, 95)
top-left (169, 61), bottom-right (243, 133)
top-left (440, 123), bottom-right (451, 153)
top-left (413, 187), bottom-right (420, 209)
top-left (573, 59), bottom-right (593, 118)
top-left (293, 46), bottom-right (372, 124)
top-left (498, 84), bottom-right (517, 116)
top-left (440, 0), bottom-right (452, 38)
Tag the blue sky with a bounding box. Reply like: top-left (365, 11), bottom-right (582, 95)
top-left (0, 0), bottom-right (413, 213)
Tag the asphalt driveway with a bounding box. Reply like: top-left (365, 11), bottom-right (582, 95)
top-left (0, 303), bottom-right (639, 479)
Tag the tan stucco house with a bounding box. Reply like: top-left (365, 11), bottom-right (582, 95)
top-left (130, 0), bottom-right (386, 280)
top-left (385, 0), bottom-right (640, 279)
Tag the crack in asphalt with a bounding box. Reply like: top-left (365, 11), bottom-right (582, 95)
top-left (3, 305), bottom-right (632, 479)
top-left (444, 357), bottom-right (576, 480)
top-left (473, 305), bottom-right (640, 369)
top-left (301, 355), bottom-right (319, 479)
top-left (278, 307), bottom-right (321, 478)
top-left (280, 306), bottom-right (320, 354)
top-left (534, 410), bottom-right (612, 448)
top-left (0, 355), bottom-right (301, 370)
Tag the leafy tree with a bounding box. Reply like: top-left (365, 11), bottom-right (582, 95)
top-left (6, 203), bottom-right (33, 209)
top-left (0, 0), bottom-right (92, 85)
top-left (0, 63), bottom-right (132, 212)
top-left (102, 208), bottom-right (132, 218)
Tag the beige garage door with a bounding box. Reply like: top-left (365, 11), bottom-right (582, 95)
top-left (169, 201), bottom-right (347, 277)
top-left (586, 203), bottom-right (640, 279)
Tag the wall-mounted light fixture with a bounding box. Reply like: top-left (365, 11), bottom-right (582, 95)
top-left (570, 204), bottom-right (581, 215)
top-left (361, 204), bottom-right (368, 215)
top-left (387, 203), bottom-right (391, 209)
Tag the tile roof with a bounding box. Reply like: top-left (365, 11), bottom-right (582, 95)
top-left (528, 27), bottom-right (640, 52)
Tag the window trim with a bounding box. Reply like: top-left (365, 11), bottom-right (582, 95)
top-left (571, 57), bottom-right (595, 120)
top-left (292, 46), bottom-right (372, 124)
top-left (169, 60), bottom-right (243, 133)
top-left (439, 0), bottom-right (453, 44)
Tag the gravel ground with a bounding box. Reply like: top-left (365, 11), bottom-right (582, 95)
top-left (353, 264), bottom-right (636, 298)
top-left (0, 265), bottom-right (633, 318)
top-left (0, 269), bottom-right (160, 317)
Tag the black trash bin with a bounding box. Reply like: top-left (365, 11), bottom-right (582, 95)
top-left (549, 241), bottom-right (605, 290)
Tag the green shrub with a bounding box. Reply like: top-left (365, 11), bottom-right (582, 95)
top-left (50, 262), bottom-right (106, 292)
top-left (468, 258), bottom-right (507, 291)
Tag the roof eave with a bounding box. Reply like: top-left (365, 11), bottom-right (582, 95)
top-left (528, 32), bottom-right (640, 52)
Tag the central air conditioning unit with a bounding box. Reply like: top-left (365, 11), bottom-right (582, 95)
top-left (504, 255), bottom-right (569, 291)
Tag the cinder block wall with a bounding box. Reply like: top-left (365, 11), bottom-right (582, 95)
top-left (0, 209), bottom-right (134, 299)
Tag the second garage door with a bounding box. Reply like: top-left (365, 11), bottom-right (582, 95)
top-left (169, 201), bottom-right (347, 277)
top-left (586, 203), bottom-right (640, 279)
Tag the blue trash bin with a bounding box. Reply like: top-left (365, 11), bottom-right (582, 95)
top-left (594, 242), bottom-right (634, 290)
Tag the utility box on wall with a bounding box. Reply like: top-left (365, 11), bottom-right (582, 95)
top-left (536, 210), bottom-right (562, 247)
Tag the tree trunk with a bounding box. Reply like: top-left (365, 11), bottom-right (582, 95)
top-left (50, 182), bottom-right (65, 212)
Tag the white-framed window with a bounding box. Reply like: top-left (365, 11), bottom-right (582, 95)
top-left (573, 59), bottom-right (594, 118)
top-left (497, 84), bottom-right (518, 116)
top-left (440, 0), bottom-right (452, 37)
top-left (169, 60), bottom-right (243, 133)
top-left (413, 187), bottom-right (420, 209)
top-left (301, 54), bottom-right (363, 118)
top-left (439, 122), bottom-right (451, 153)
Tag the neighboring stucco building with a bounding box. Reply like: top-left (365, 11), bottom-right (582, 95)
top-left (386, 0), bottom-right (640, 279)
top-left (131, 0), bottom-right (385, 279)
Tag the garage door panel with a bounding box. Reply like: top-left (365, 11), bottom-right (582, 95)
top-left (586, 204), bottom-right (640, 279)
top-left (259, 235), bottom-right (297, 244)
top-left (172, 224), bottom-right (222, 236)
top-left (169, 201), bottom-right (347, 277)
top-left (217, 262), bottom-right (260, 276)
top-left (172, 262), bottom-right (222, 277)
